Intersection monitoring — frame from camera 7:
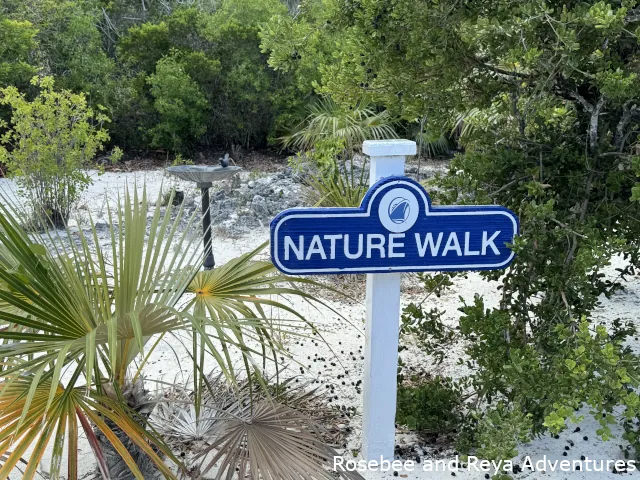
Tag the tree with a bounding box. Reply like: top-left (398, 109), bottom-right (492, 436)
top-left (147, 55), bottom-right (211, 151)
top-left (264, 0), bottom-right (640, 458)
top-left (0, 18), bottom-right (38, 89)
top-left (0, 76), bottom-right (118, 227)
top-left (0, 188), bottom-right (354, 479)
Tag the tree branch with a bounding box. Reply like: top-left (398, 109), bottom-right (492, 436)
top-left (589, 97), bottom-right (605, 153)
top-left (566, 92), bottom-right (605, 153)
top-left (625, 9), bottom-right (640, 24)
top-left (567, 91), bottom-right (594, 113)
top-left (614, 100), bottom-right (639, 150)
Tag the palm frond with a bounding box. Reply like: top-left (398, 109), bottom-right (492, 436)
top-left (198, 400), bottom-right (362, 480)
top-left (0, 185), bottom-right (203, 477)
top-left (182, 241), bottom-right (331, 410)
top-left (304, 161), bottom-right (369, 208)
top-left (150, 374), bottom-right (362, 480)
top-left (280, 97), bottom-right (397, 152)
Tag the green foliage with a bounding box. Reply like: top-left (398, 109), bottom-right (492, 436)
top-left (147, 55), bottom-right (210, 151)
top-left (0, 18), bottom-right (38, 89)
top-left (110, 1), bottom-right (298, 151)
top-left (396, 376), bottom-right (463, 433)
top-left (0, 184), bottom-right (339, 478)
top-left (203, 0), bottom-right (292, 148)
top-left (0, 76), bottom-right (120, 226)
top-left (260, 0), bottom-right (339, 95)
top-left (260, 0), bottom-right (640, 462)
top-left (3, 1), bottom-right (116, 102)
top-left (292, 138), bottom-right (370, 207)
top-left (281, 97), bottom-right (397, 152)
top-left (473, 403), bottom-right (533, 463)
top-left (400, 305), bottom-right (456, 365)
top-left (305, 163), bottom-right (369, 207)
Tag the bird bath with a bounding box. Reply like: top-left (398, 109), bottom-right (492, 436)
top-left (166, 164), bottom-right (242, 270)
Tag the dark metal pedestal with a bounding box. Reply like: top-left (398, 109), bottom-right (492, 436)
top-left (200, 185), bottom-right (215, 270)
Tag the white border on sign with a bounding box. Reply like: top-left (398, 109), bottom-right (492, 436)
top-left (272, 179), bottom-right (518, 274)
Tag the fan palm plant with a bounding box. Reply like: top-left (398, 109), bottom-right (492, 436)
top-left (0, 187), bottom-right (335, 479)
top-left (280, 97), bottom-right (397, 153)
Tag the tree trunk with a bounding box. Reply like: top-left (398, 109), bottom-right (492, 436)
top-left (94, 379), bottom-right (162, 479)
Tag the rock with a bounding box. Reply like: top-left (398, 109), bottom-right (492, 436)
top-left (182, 196), bottom-right (195, 208)
top-left (250, 195), bottom-right (269, 216)
top-left (213, 189), bottom-right (225, 200)
top-left (210, 198), bottom-right (237, 222)
top-left (248, 181), bottom-right (255, 189)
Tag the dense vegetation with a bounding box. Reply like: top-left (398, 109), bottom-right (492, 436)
top-left (263, 0), bottom-right (640, 463)
top-left (0, 0), bottom-right (306, 152)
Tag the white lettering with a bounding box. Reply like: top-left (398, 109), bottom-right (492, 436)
top-left (305, 235), bottom-right (326, 260)
top-left (323, 234), bottom-right (342, 259)
top-left (464, 232), bottom-right (480, 255)
top-left (388, 234), bottom-right (405, 258)
top-left (344, 234), bottom-right (363, 259)
top-left (482, 231), bottom-right (501, 255)
top-left (415, 232), bottom-right (443, 257)
top-left (442, 232), bottom-right (462, 256)
top-left (366, 234), bottom-right (386, 259)
top-left (284, 236), bottom-right (304, 261)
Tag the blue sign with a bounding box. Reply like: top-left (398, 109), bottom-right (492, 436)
top-left (270, 176), bottom-right (519, 275)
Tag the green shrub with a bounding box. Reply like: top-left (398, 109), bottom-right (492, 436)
top-left (396, 375), bottom-right (464, 434)
top-left (147, 55), bottom-right (210, 152)
top-left (280, 97), bottom-right (397, 153)
top-left (402, 294), bottom-right (640, 461)
top-left (0, 76), bottom-right (120, 226)
top-left (0, 18), bottom-right (38, 89)
top-left (114, 2), bottom-right (296, 151)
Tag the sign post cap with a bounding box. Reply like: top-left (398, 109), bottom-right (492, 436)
top-left (363, 139), bottom-right (417, 157)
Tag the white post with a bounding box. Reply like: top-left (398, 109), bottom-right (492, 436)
top-left (361, 140), bottom-right (417, 462)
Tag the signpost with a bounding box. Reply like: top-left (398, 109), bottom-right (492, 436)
top-left (270, 140), bottom-right (519, 463)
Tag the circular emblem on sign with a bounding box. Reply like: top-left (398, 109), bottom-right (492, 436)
top-left (389, 197), bottom-right (411, 224)
top-left (378, 188), bottom-right (419, 233)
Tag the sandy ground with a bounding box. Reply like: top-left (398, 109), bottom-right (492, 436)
top-left (1, 169), bottom-right (639, 479)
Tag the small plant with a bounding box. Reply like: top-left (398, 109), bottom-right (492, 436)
top-left (0, 76), bottom-right (120, 227)
top-left (305, 164), bottom-right (369, 207)
top-left (171, 153), bottom-right (194, 166)
top-left (151, 374), bottom-right (359, 480)
top-left (396, 375), bottom-right (464, 434)
top-left (296, 138), bottom-right (369, 208)
top-left (0, 183), bottom-right (339, 478)
top-left (472, 402), bottom-right (533, 463)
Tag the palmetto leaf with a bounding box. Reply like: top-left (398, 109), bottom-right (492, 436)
top-left (0, 375), bottom-right (180, 480)
top-left (198, 400), bottom-right (362, 480)
top-left (182, 241), bottom-right (333, 412)
top-left (280, 97), bottom-right (397, 152)
top-left (304, 162), bottom-right (369, 208)
top-left (151, 374), bottom-right (362, 480)
top-left (0, 185), bottom-right (202, 478)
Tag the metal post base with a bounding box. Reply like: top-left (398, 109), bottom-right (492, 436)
top-left (201, 187), bottom-right (215, 270)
